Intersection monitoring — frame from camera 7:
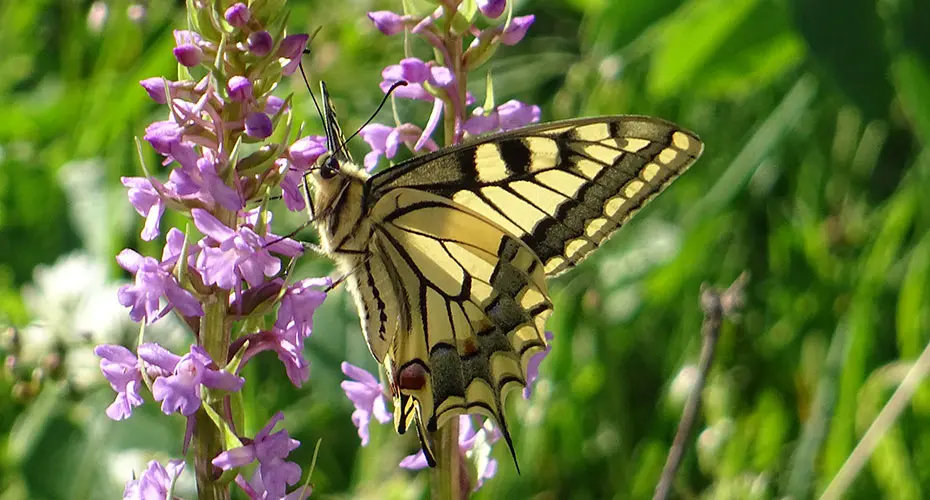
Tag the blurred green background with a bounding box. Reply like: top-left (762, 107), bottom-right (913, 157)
top-left (3, 0), bottom-right (930, 498)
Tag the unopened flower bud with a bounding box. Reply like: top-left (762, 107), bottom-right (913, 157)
top-left (264, 96), bottom-right (285, 116)
top-left (140, 77), bottom-right (169, 104)
top-left (477, 0), bottom-right (506, 19)
top-left (224, 3), bottom-right (250, 28)
top-left (248, 31), bottom-right (273, 57)
top-left (500, 15), bottom-right (534, 45)
top-left (173, 30), bottom-right (204, 67)
top-left (245, 112), bottom-right (273, 139)
top-left (227, 76), bottom-right (253, 102)
top-left (368, 11), bottom-right (407, 35)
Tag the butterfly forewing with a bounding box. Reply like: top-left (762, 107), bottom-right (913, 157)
top-left (320, 81), bottom-right (354, 164)
top-left (305, 94), bottom-right (703, 467)
top-left (368, 116), bottom-right (704, 276)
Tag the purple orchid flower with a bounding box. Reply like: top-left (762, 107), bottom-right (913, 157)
top-left (121, 176), bottom-right (168, 241)
top-left (379, 58), bottom-right (455, 102)
top-left (280, 135), bottom-right (328, 211)
top-left (277, 34), bottom-right (309, 75)
top-left (276, 277), bottom-right (330, 344)
top-left (192, 208), bottom-right (301, 290)
top-left (139, 343), bottom-right (244, 417)
top-left (116, 247), bottom-right (203, 324)
top-left (236, 278), bottom-right (329, 387)
top-left (123, 459), bottom-right (186, 500)
top-left (95, 344), bottom-right (144, 420)
top-left (524, 331), bottom-right (554, 398)
top-left (340, 362), bottom-right (392, 446)
top-left (400, 415), bottom-right (501, 491)
top-left (463, 100), bottom-right (541, 136)
top-left (358, 122), bottom-right (438, 170)
top-left (238, 327), bottom-right (310, 387)
top-left (213, 412), bottom-right (302, 499)
top-left (170, 154), bottom-right (244, 211)
top-left (236, 470), bottom-right (312, 500)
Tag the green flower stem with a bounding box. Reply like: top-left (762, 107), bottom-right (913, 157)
top-left (430, 68), bottom-right (465, 492)
top-left (440, 5), bottom-right (466, 145)
top-left (433, 16), bottom-right (471, 499)
top-left (194, 290), bottom-right (231, 500)
top-left (432, 417), bottom-right (465, 500)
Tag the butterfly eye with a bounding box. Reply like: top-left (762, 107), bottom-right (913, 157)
top-left (320, 165), bottom-right (338, 179)
top-left (319, 156), bottom-right (339, 179)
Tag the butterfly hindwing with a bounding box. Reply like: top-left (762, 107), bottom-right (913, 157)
top-left (368, 116), bottom-right (704, 276)
top-left (370, 188), bottom-right (551, 464)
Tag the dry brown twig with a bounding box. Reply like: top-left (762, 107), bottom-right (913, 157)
top-left (653, 272), bottom-right (750, 500)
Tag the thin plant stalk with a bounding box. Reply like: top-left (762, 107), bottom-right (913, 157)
top-left (819, 332), bottom-right (930, 499)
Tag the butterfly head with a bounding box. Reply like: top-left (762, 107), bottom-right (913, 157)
top-left (307, 147), bottom-right (368, 186)
top-left (314, 151), bottom-right (341, 180)
top-left (303, 146), bottom-right (370, 242)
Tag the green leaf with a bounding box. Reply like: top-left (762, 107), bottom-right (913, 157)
top-left (202, 401), bottom-right (244, 452)
top-left (482, 72), bottom-right (496, 111)
top-left (892, 52), bottom-right (930, 145)
top-left (896, 231), bottom-right (930, 359)
top-left (586, 0), bottom-right (685, 50)
top-left (788, 0), bottom-right (894, 119)
top-left (691, 1), bottom-right (805, 98)
top-left (648, 0), bottom-right (759, 99)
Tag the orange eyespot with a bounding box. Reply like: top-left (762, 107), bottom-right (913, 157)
top-left (397, 363), bottom-right (427, 391)
top-left (462, 337), bottom-right (478, 356)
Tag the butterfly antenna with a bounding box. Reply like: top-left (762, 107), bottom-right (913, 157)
top-left (298, 26), bottom-right (326, 126)
top-left (326, 80), bottom-right (409, 162)
top-left (294, 28), bottom-right (327, 227)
